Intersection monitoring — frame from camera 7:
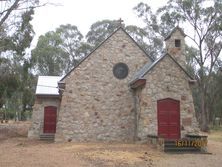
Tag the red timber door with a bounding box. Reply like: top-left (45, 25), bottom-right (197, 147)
top-left (157, 98), bottom-right (180, 139)
top-left (43, 106), bottom-right (57, 133)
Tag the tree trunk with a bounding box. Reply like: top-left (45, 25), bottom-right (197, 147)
top-left (200, 93), bottom-right (209, 132)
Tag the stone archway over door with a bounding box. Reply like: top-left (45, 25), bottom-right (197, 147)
top-left (43, 106), bottom-right (57, 133)
top-left (157, 98), bottom-right (180, 139)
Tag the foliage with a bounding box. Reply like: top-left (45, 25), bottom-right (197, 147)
top-left (86, 20), bottom-right (120, 47)
top-left (0, 58), bottom-right (19, 108)
top-left (125, 25), bottom-right (163, 59)
top-left (32, 24), bottom-right (86, 75)
top-left (0, 0), bottom-right (40, 120)
top-left (56, 24), bottom-right (85, 69)
top-left (0, 0), bottom-right (40, 27)
top-left (31, 31), bottom-right (68, 75)
top-left (86, 19), bottom-right (158, 59)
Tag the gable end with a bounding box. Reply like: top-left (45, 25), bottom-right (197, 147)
top-left (60, 27), bottom-right (153, 82)
top-left (143, 53), bottom-right (194, 80)
top-left (129, 53), bottom-right (194, 86)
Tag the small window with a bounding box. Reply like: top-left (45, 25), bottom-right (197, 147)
top-left (175, 39), bottom-right (181, 47)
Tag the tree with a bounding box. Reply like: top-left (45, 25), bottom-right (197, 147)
top-left (1, 8), bottom-right (36, 120)
top-left (133, 3), bottom-right (166, 58)
top-left (56, 24), bottom-right (86, 70)
top-left (0, 1), bottom-right (59, 120)
top-left (0, 1), bottom-right (42, 54)
top-left (134, 0), bottom-right (222, 131)
top-left (126, 25), bottom-right (163, 59)
top-left (0, 58), bottom-right (18, 109)
top-left (86, 19), bottom-right (158, 59)
top-left (0, 1), bottom-right (41, 119)
top-left (32, 24), bottom-right (85, 75)
top-left (31, 31), bottom-right (68, 75)
top-left (86, 20), bottom-right (120, 47)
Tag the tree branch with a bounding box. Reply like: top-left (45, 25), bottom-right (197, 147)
top-left (0, 0), bottom-right (20, 27)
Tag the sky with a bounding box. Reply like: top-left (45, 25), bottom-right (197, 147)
top-left (31, 0), bottom-right (168, 46)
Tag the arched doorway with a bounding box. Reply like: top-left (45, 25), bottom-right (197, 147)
top-left (157, 98), bottom-right (180, 139)
top-left (43, 106), bottom-right (57, 133)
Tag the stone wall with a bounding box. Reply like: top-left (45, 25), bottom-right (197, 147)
top-left (165, 29), bottom-right (186, 68)
top-left (28, 96), bottom-right (60, 139)
top-left (136, 55), bottom-right (199, 140)
top-left (55, 28), bottom-right (151, 142)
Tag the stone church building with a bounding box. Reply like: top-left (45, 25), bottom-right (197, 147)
top-left (28, 26), bottom-right (199, 142)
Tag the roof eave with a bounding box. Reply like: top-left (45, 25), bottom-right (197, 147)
top-left (36, 94), bottom-right (60, 98)
top-left (129, 78), bottom-right (146, 89)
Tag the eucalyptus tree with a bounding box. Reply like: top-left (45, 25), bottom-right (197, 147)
top-left (31, 31), bottom-right (68, 75)
top-left (86, 20), bottom-right (120, 47)
top-left (32, 24), bottom-right (86, 75)
top-left (0, 7), bottom-right (36, 120)
top-left (56, 24), bottom-right (90, 70)
top-left (86, 19), bottom-right (158, 59)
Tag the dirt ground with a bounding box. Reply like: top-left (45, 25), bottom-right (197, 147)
top-left (0, 122), bottom-right (222, 167)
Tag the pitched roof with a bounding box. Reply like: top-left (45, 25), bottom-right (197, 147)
top-left (36, 76), bottom-right (62, 95)
top-left (129, 53), bottom-right (194, 85)
top-left (164, 26), bottom-right (186, 41)
top-left (129, 61), bottom-right (153, 84)
top-left (60, 26), bottom-right (153, 82)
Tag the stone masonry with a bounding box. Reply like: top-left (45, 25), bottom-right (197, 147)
top-left (55, 28), bottom-right (151, 142)
top-left (134, 27), bottom-right (199, 140)
top-left (135, 55), bottom-right (199, 140)
top-left (28, 97), bottom-right (60, 138)
top-left (29, 26), bottom-right (200, 142)
top-left (165, 27), bottom-right (186, 68)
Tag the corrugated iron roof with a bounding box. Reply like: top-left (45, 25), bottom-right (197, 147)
top-left (36, 76), bottom-right (62, 95)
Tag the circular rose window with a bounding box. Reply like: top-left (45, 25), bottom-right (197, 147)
top-left (113, 62), bottom-right (129, 79)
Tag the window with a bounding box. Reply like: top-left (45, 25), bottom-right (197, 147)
top-left (175, 39), bottom-right (181, 47)
top-left (113, 63), bottom-right (129, 79)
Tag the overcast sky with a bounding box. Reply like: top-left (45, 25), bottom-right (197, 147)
top-left (31, 0), bottom-right (167, 46)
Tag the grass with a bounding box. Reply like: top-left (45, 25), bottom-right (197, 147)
top-left (208, 127), bottom-right (222, 142)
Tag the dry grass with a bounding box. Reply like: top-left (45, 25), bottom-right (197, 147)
top-left (0, 121), bottom-right (30, 140)
top-left (0, 122), bottom-right (156, 167)
top-left (208, 130), bottom-right (222, 142)
top-left (67, 143), bottom-right (158, 166)
top-left (1, 121), bottom-right (222, 167)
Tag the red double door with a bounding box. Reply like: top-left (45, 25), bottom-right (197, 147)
top-left (43, 106), bottom-right (57, 133)
top-left (157, 98), bottom-right (180, 139)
